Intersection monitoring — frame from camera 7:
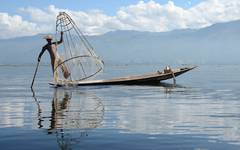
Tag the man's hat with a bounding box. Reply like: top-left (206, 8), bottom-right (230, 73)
top-left (43, 35), bottom-right (53, 40)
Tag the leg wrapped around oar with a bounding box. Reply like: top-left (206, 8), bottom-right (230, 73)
top-left (58, 58), bottom-right (71, 79)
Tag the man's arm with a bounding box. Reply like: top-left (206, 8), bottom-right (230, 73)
top-left (38, 46), bottom-right (47, 62)
top-left (56, 31), bottom-right (64, 45)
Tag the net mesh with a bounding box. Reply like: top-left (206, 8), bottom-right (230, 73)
top-left (54, 12), bottom-right (104, 84)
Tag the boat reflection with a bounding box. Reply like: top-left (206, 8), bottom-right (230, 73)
top-left (113, 84), bottom-right (240, 145)
top-left (32, 88), bottom-right (104, 149)
top-left (157, 82), bottom-right (184, 94)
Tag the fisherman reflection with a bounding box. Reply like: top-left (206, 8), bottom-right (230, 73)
top-left (33, 89), bottom-right (104, 149)
top-left (48, 90), bottom-right (71, 134)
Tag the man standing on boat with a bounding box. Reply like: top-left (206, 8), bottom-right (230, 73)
top-left (38, 31), bottom-right (70, 82)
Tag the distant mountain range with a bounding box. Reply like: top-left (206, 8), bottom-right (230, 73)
top-left (1, 20), bottom-right (240, 65)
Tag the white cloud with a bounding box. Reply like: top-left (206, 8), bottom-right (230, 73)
top-left (1, 0), bottom-right (240, 39)
top-left (19, 5), bottom-right (57, 23)
top-left (116, 0), bottom-right (240, 31)
top-left (0, 13), bottom-right (38, 39)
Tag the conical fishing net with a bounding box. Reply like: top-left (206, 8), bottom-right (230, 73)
top-left (53, 12), bottom-right (104, 84)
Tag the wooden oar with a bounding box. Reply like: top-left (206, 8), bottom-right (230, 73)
top-left (31, 61), bottom-right (40, 89)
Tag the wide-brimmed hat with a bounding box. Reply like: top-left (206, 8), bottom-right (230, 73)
top-left (43, 35), bottom-right (53, 40)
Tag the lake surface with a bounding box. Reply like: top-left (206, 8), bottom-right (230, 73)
top-left (0, 64), bottom-right (240, 150)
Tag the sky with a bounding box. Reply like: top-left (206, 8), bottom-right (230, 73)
top-left (0, 0), bottom-right (201, 15)
top-left (0, 0), bottom-right (240, 39)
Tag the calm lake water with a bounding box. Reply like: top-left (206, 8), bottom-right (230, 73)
top-left (0, 64), bottom-right (240, 150)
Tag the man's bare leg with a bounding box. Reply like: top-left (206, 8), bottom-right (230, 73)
top-left (53, 59), bottom-right (59, 83)
top-left (58, 58), bottom-right (70, 79)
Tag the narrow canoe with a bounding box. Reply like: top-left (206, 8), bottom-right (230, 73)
top-left (50, 66), bottom-right (196, 87)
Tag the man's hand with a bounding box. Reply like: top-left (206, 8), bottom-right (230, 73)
top-left (59, 31), bottom-right (64, 43)
top-left (38, 57), bottom-right (41, 62)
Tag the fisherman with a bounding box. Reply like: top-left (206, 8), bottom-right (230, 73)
top-left (38, 31), bottom-right (70, 82)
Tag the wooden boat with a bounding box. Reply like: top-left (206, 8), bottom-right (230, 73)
top-left (50, 66), bottom-right (196, 87)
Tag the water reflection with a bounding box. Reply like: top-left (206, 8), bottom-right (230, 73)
top-left (32, 88), bottom-right (104, 149)
top-left (113, 84), bottom-right (240, 145)
top-left (30, 81), bottom-right (240, 148)
top-left (158, 82), bottom-right (185, 94)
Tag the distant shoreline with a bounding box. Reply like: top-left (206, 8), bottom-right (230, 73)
top-left (0, 64), bottom-right (48, 67)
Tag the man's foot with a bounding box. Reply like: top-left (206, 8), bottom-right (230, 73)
top-left (64, 72), bottom-right (71, 79)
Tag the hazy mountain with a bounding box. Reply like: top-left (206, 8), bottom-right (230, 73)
top-left (1, 20), bottom-right (240, 65)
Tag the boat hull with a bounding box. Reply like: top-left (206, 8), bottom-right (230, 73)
top-left (50, 66), bottom-right (196, 87)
